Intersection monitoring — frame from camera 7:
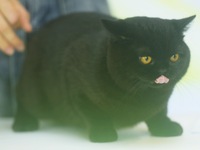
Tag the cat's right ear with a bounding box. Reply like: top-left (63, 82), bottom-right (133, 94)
top-left (101, 19), bottom-right (126, 36)
top-left (172, 15), bottom-right (196, 32)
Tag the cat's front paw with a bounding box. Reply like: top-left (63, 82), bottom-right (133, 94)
top-left (12, 116), bottom-right (39, 132)
top-left (89, 127), bottom-right (118, 142)
top-left (148, 121), bottom-right (183, 137)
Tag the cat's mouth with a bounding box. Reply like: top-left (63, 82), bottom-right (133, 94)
top-left (154, 75), bottom-right (170, 84)
top-left (139, 75), bottom-right (170, 88)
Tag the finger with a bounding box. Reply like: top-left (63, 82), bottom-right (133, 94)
top-left (0, 34), bottom-right (14, 55)
top-left (0, 15), bottom-right (24, 52)
top-left (12, 0), bottom-right (32, 32)
top-left (0, 0), bottom-right (19, 25)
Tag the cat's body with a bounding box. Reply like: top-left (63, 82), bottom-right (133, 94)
top-left (13, 13), bottom-right (195, 142)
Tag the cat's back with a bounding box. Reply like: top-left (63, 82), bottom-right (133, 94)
top-left (29, 12), bottom-right (114, 48)
top-left (24, 12), bottom-right (114, 70)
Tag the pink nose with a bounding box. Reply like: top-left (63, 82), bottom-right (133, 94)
top-left (155, 75), bottom-right (169, 84)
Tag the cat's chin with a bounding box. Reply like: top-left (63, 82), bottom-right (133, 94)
top-left (151, 83), bottom-right (169, 88)
top-left (140, 79), bottom-right (171, 89)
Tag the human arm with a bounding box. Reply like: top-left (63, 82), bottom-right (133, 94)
top-left (0, 0), bottom-right (32, 55)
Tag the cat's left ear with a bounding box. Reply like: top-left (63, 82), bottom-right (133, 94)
top-left (172, 15), bottom-right (196, 32)
top-left (101, 19), bottom-right (126, 36)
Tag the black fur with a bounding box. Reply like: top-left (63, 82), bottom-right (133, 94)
top-left (12, 13), bottom-right (195, 142)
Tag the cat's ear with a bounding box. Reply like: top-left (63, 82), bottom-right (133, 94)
top-left (101, 19), bottom-right (126, 36)
top-left (172, 15), bottom-right (196, 32)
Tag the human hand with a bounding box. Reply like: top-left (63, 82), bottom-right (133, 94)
top-left (0, 0), bottom-right (32, 55)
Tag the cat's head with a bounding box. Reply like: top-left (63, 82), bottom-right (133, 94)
top-left (102, 15), bottom-right (195, 89)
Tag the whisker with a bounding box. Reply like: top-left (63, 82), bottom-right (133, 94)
top-left (122, 79), bottom-right (143, 100)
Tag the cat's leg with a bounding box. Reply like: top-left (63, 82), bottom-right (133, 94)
top-left (78, 95), bottom-right (117, 142)
top-left (12, 101), bottom-right (39, 132)
top-left (12, 76), bottom-right (40, 132)
top-left (145, 108), bottom-right (183, 137)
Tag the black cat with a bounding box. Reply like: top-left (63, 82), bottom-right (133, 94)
top-left (13, 12), bottom-right (195, 142)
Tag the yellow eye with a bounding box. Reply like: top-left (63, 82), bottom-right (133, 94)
top-left (170, 54), bottom-right (179, 62)
top-left (139, 56), bottom-right (152, 65)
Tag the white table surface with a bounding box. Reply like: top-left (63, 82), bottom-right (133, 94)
top-left (0, 113), bottom-right (200, 150)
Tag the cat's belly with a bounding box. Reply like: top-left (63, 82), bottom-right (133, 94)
top-left (110, 109), bottom-right (152, 128)
top-left (103, 98), bottom-right (166, 128)
top-left (111, 107), bottom-right (161, 128)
